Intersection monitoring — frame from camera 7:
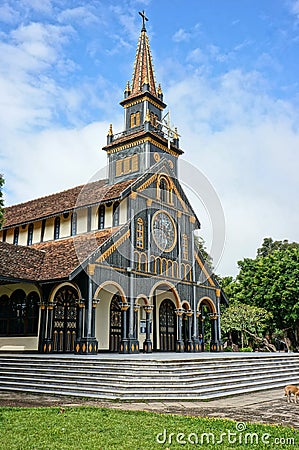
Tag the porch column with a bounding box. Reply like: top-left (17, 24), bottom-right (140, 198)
top-left (143, 305), bottom-right (153, 353)
top-left (216, 289), bottom-right (223, 351)
top-left (74, 299), bottom-right (85, 354)
top-left (126, 196), bottom-right (139, 354)
top-left (91, 299), bottom-right (99, 338)
top-left (185, 310), bottom-right (194, 352)
top-left (210, 314), bottom-right (221, 352)
top-left (77, 275), bottom-right (98, 354)
top-left (43, 303), bottom-right (55, 353)
top-left (191, 232), bottom-right (200, 352)
top-left (119, 302), bottom-right (129, 353)
top-left (38, 302), bottom-right (47, 353)
top-left (199, 313), bottom-right (204, 351)
top-left (133, 304), bottom-right (140, 339)
top-left (175, 308), bottom-right (184, 352)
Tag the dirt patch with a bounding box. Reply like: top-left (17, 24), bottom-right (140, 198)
top-left (0, 391), bottom-right (298, 428)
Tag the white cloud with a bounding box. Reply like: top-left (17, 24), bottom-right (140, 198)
top-left (165, 70), bottom-right (299, 275)
top-left (2, 118), bottom-right (123, 207)
top-left (173, 28), bottom-right (190, 43)
top-left (0, 3), bottom-right (19, 24)
top-left (18, 0), bottom-right (53, 14)
top-left (58, 6), bottom-right (101, 26)
top-left (291, 0), bottom-right (299, 16)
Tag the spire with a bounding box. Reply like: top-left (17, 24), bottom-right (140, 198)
top-left (131, 11), bottom-right (157, 97)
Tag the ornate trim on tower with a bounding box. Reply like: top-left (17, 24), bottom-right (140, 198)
top-left (102, 11), bottom-right (183, 185)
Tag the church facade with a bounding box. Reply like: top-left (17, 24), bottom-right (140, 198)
top-left (0, 14), bottom-right (226, 355)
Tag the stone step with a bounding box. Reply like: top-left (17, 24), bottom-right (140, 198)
top-left (0, 365), bottom-right (297, 390)
top-left (0, 375), bottom-right (295, 400)
top-left (0, 365), bottom-right (299, 383)
top-left (0, 357), bottom-right (298, 374)
top-left (0, 354), bottom-right (298, 400)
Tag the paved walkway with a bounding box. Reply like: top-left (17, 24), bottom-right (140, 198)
top-left (0, 388), bottom-right (298, 428)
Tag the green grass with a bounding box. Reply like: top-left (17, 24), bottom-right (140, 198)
top-left (0, 406), bottom-right (297, 449)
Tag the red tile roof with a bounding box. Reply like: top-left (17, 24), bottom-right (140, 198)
top-left (0, 228), bottom-right (116, 282)
top-left (32, 228), bottom-right (116, 281)
top-left (0, 241), bottom-right (45, 281)
top-left (3, 178), bottom-right (134, 229)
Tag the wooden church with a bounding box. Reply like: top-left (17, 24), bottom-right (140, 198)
top-left (0, 13), bottom-right (226, 355)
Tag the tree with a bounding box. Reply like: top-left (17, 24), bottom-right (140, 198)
top-left (0, 174), bottom-right (4, 229)
top-left (221, 302), bottom-right (273, 350)
top-left (194, 235), bottom-right (214, 270)
top-left (223, 238), bottom-right (299, 350)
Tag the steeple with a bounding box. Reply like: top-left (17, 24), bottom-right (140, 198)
top-left (102, 11), bottom-right (183, 185)
top-left (130, 10), bottom-right (157, 98)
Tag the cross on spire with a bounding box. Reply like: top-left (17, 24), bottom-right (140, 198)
top-left (139, 10), bottom-right (148, 31)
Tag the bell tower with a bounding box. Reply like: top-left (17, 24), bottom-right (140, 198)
top-left (102, 11), bottom-right (183, 184)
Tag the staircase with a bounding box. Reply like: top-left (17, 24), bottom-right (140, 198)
top-left (0, 353), bottom-right (298, 400)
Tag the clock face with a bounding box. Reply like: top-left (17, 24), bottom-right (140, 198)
top-left (152, 210), bottom-right (177, 252)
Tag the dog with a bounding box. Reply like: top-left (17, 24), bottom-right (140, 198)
top-left (284, 385), bottom-right (299, 403)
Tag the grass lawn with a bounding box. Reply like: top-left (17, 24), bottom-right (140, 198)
top-left (0, 406), bottom-right (298, 449)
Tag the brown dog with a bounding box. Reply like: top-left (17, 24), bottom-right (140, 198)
top-left (284, 385), bottom-right (299, 403)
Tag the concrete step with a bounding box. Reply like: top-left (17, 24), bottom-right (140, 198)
top-left (0, 353), bottom-right (298, 400)
top-left (0, 365), bottom-right (298, 386)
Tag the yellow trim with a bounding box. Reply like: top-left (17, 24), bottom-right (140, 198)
top-left (136, 217), bottom-right (144, 249)
top-left (87, 264), bottom-right (95, 276)
top-left (130, 192), bottom-right (137, 200)
top-left (194, 252), bottom-right (215, 287)
top-left (197, 296), bottom-right (217, 315)
top-left (96, 229), bottom-right (131, 263)
top-left (123, 95), bottom-right (164, 110)
top-left (106, 136), bottom-right (180, 157)
top-left (171, 183), bottom-right (188, 211)
top-left (137, 172), bottom-right (158, 192)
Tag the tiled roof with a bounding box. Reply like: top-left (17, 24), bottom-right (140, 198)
top-left (32, 228), bottom-right (116, 281)
top-left (131, 30), bottom-right (157, 97)
top-left (102, 130), bottom-right (146, 150)
top-left (0, 241), bottom-right (45, 281)
top-left (0, 228), bottom-right (116, 282)
top-left (3, 178), bottom-right (134, 229)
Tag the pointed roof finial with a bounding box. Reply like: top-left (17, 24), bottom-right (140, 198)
top-left (139, 10), bottom-right (148, 32)
top-left (108, 123), bottom-right (113, 136)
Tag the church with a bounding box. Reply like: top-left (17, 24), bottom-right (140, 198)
top-left (0, 12), bottom-right (226, 355)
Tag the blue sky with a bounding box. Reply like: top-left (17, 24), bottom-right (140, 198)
top-left (0, 0), bottom-right (299, 276)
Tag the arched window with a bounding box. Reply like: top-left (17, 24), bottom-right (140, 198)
top-left (9, 289), bottom-right (26, 335)
top-left (136, 217), bottom-right (144, 249)
top-left (70, 212), bottom-right (77, 236)
top-left (27, 223), bottom-right (34, 246)
top-left (130, 112), bottom-right (141, 128)
top-left (98, 205), bottom-right (105, 230)
top-left (25, 292), bottom-right (39, 335)
top-left (113, 202), bottom-right (120, 227)
top-left (0, 295), bottom-right (10, 335)
top-left (130, 113), bottom-right (135, 128)
top-left (159, 178), bottom-right (167, 203)
top-left (54, 217), bottom-right (60, 240)
top-left (13, 227), bottom-right (19, 245)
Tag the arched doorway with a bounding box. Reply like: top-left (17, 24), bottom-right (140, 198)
top-left (109, 294), bottom-right (122, 352)
top-left (53, 286), bottom-right (78, 353)
top-left (197, 297), bottom-right (218, 352)
top-left (159, 299), bottom-right (176, 351)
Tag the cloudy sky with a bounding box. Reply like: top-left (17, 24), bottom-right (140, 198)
top-left (1, 0), bottom-right (299, 277)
